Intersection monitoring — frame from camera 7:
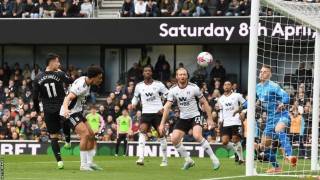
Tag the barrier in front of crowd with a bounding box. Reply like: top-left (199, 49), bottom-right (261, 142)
top-left (0, 140), bottom-right (306, 158)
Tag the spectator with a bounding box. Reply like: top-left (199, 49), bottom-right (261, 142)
top-left (193, 0), bottom-right (208, 16)
top-left (22, 64), bottom-right (32, 79)
top-left (215, 0), bottom-right (228, 16)
top-left (68, 0), bottom-right (81, 17)
top-left (127, 63), bottom-right (142, 83)
top-left (160, 0), bottom-right (173, 16)
top-left (55, 0), bottom-right (69, 17)
top-left (0, 0), bottom-right (13, 17)
top-left (170, 0), bottom-right (182, 16)
top-left (135, 0), bottom-right (146, 17)
top-left (210, 60), bottom-right (226, 82)
top-left (226, 0), bottom-right (239, 16)
top-left (157, 63), bottom-right (171, 82)
top-left (80, 0), bottom-right (93, 17)
top-left (121, 0), bottom-right (134, 17)
top-left (207, 0), bottom-right (217, 16)
top-left (38, 0), bottom-right (45, 17)
top-left (180, 0), bottom-right (195, 16)
top-left (12, 0), bottom-right (25, 18)
top-left (239, 0), bottom-right (250, 16)
top-left (138, 49), bottom-right (151, 67)
top-left (43, 0), bottom-right (56, 18)
top-left (232, 82), bottom-right (241, 93)
top-left (289, 106), bottom-right (306, 157)
top-left (22, 0), bottom-right (39, 18)
top-left (146, 0), bottom-right (158, 17)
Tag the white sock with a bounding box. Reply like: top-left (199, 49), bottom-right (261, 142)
top-left (160, 137), bottom-right (168, 162)
top-left (80, 151), bottom-right (88, 167)
top-left (175, 143), bottom-right (192, 162)
top-left (233, 142), bottom-right (244, 161)
top-left (200, 139), bottom-right (219, 162)
top-left (87, 149), bottom-right (96, 165)
top-left (226, 142), bottom-right (234, 150)
top-left (138, 133), bottom-right (146, 160)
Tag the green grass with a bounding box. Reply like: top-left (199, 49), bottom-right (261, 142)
top-left (2, 155), bottom-right (316, 180)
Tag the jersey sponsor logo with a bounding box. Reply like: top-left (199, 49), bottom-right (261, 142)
top-left (145, 92), bottom-right (153, 97)
top-left (178, 97), bottom-right (190, 106)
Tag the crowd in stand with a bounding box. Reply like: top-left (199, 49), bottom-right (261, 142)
top-left (120, 0), bottom-right (251, 17)
top-left (0, 0), bottom-right (93, 18)
top-left (0, 56), bottom-right (315, 156)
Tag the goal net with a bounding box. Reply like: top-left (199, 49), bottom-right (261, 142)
top-left (246, 0), bottom-right (320, 178)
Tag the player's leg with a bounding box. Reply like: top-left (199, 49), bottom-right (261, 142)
top-left (136, 114), bottom-right (150, 165)
top-left (154, 114), bottom-right (168, 166)
top-left (115, 134), bottom-right (122, 156)
top-left (231, 126), bottom-right (244, 164)
top-left (85, 122), bottom-right (102, 171)
top-left (193, 125), bottom-right (220, 170)
top-left (275, 119), bottom-right (297, 167)
top-left (172, 119), bottom-right (194, 170)
top-left (259, 130), bottom-right (281, 173)
top-left (74, 121), bottom-right (92, 171)
top-left (44, 112), bottom-right (64, 169)
top-left (63, 120), bottom-right (71, 149)
top-left (123, 133), bottom-right (128, 156)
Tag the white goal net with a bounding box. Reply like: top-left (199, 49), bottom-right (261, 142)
top-left (246, 0), bottom-right (320, 178)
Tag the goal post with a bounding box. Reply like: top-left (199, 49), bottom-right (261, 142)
top-left (247, 0), bottom-right (320, 177)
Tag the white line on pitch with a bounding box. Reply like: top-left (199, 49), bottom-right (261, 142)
top-left (200, 175), bottom-right (248, 180)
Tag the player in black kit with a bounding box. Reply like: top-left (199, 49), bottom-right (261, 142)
top-left (33, 53), bottom-right (72, 169)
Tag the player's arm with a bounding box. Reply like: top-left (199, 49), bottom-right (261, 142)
top-left (199, 96), bottom-right (214, 129)
top-left (62, 92), bottom-right (76, 118)
top-left (233, 94), bottom-right (247, 116)
top-left (131, 85), bottom-right (140, 110)
top-left (160, 101), bottom-right (173, 128)
top-left (32, 78), bottom-right (41, 114)
top-left (159, 88), bottom-right (174, 133)
top-left (60, 71), bottom-right (73, 85)
top-left (159, 82), bottom-right (169, 113)
top-left (275, 85), bottom-right (290, 111)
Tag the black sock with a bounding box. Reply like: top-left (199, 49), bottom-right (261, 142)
top-left (63, 122), bottom-right (71, 143)
top-left (123, 139), bottom-right (128, 155)
top-left (115, 139), bottom-right (121, 154)
top-left (51, 138), bottom-right (62, 162)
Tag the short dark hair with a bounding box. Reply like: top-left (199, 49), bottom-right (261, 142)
top-left (143, 64), bottom-right (153, 71)
top-left (87, 66), bottom-right (103, 78)
top-left (46, 53), bottom-right (61, 66)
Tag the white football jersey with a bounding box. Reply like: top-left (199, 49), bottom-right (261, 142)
top-left (167, 82), bottom-right (203, 119)
top-left (132, 80), bottom-right (168, 114)
top-left (60, 76), bottom-right (90, 116)
top-left (218, 93), bottom-right (246, 127)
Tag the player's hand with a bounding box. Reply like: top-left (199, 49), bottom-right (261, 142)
top-left (207, 118), bottom-right (214, 130)
top-left (158, 123), bottom-right (165, 134)
top-left (63, 109), bottom-right (71, 118)
top-left (277, 103), bottom-right (285, 112)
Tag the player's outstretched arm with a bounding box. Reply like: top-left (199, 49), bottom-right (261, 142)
top-left (159, 101), bottom-right (173, 134)
top-left (62, 92), bottom-right (76, 118)
top-left (199, 97), bottom-right (214, 129)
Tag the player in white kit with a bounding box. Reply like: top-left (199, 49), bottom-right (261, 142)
top-left (217, 81), bottom-right (246, 164)
top-left (60, 66), bottom-right (103, 171)
top-left (159, 67), bottom-right (220, 170)
top-left (132, 65), bottom-right (169, 166)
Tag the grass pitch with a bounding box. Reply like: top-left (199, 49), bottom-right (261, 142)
top-left (2, 155), bottom-right (314, 180)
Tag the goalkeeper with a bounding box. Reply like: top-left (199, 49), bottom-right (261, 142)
top-left (86, 105), bottom-right (105, 170)
top-left (256, 65), bottom-right (297, 173)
